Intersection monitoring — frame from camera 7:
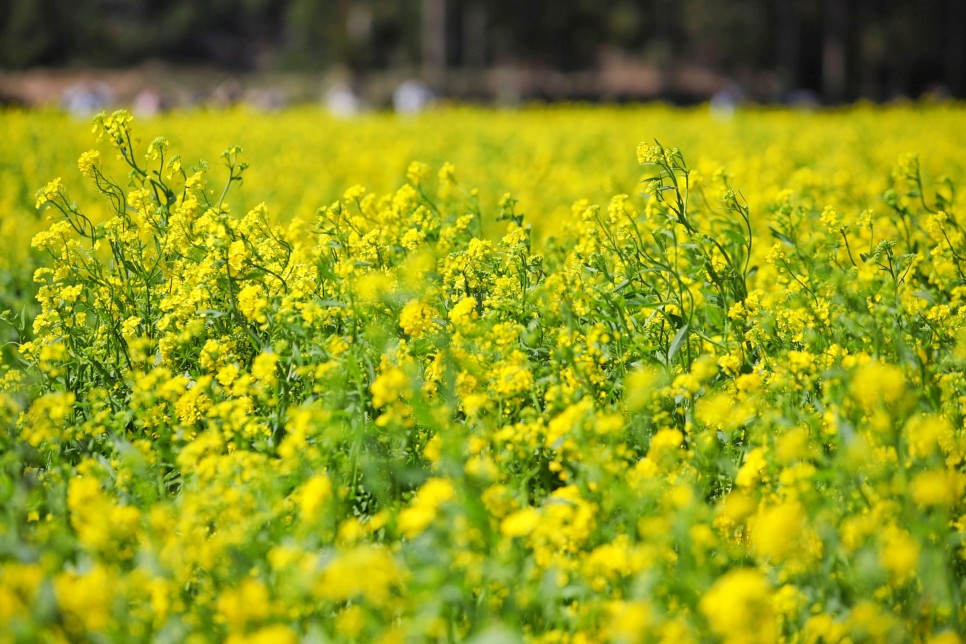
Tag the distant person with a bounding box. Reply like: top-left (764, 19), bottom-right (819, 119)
top-left (325, 83), bottom-right (362, 117)
top-left (393, 80), bottom-right (434, 115)
top-left (62, 81), bottom-right (115, 117)
top-left (133, 88), bottom-right (163, 118)
top-left (710, 82), bottom-right (745, 119)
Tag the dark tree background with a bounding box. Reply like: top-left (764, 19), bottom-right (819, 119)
top-left (0, 0), bottom-right (961, 101)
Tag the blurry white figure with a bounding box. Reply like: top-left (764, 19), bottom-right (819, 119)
top-left (62, 81), bottom-right (115, 117)
top-left (210, 79), bottom-right (243, 107)
top-left (325, 82), bottom-right (361, 117)
top-left (133, 88), bottom-right (163, 117)
top-left (785, 89), bottom-right (820, 108)
top-left (710, 82), bottom-right (745, 119)
top-left (393, 80), bottom-right (434, 115)
top-left (246, 87), bottom-right (289, 112)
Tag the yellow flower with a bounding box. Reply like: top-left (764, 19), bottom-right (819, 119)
top-left (750, 501), bottom-right (821, 570)
top-left (636, 142), bottom-right (660, 164)
top-left (438, 162), bottom-right (458, 197)
top-left (145, 136), bottom-right (169, 162)
top-left (297, 473), bottom-right (333, 523)
top-left (699, 569), bottom-right (775, 643)
top-left (820, 205), bottom-right (840, 233)
top-left (448, 296), bottom-right (478, 327)
top-left (316, 545), bottom-right (404, 605)
top-left (237, 283), bottom-right (269, 325)
top-left (803, 613), bottom-right (849, 644)
top-left (35, 177), bottom-right (63, 209)
top-left (904, 414), bottom-right (953, 459)
top-left (605, 600), bottom-right (653, 642)
top-left (216, 578), bottom-right (271, 629)
top-left (695, 392), bottom-right (735, 430)
top-left (406, 161), bottom-right (430, 186)
top-left (624, 366), bottom-right (663, 412)
top-left (121, 315), bottom-right (141, 342)
top-left (735, 447), bottom-right (768, 488)
top-left (879, 524), bottom-right (920, 584)
top-left (216, 363), bottom-right (240, 389)
top-left (371, 366), bottom-right (410, 408)
top-left (226, 624), bottom-right (298, 644)
top-left (335, 605), bottom-right (366, 640)
top-left (77, 150), bottom-right (100, 178)
top-left (165, 154), bottom-right (182, 179)
top-left (771, 584), bottom-right (805, 619)
top-left (493, 361), bottom-right (534, 398)
top-left (251, 352), bottom-right (279, 384)
top-left (647, 428), bottom-right (684, 469)
top-left (54, 563), bottom-right (114, 634)
top-left (228, 239), bottom-right (248, 272)
top-left (910, 469), bottom-right (964, 507)
top-left (500, 507), bottom-right (540, 538)
top-left (399, 299), bottom-right (436, 338)
top-left (0, 563), bottom-right (44, 626)
top-left (398, 477), bottom-right (455, 538)
top-left (850, 361), bottom-right (905, 409)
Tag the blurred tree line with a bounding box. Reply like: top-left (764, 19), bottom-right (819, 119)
top-left (1, 0), bottom-right (963, 101)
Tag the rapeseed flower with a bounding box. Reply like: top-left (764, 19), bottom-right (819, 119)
top-left (6, 106), bottom-right (966, 642)
top-left (699, 569), bottom-right (776, 643)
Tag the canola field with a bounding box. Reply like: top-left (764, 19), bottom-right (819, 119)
top-left (2, 104), bottom-right (966, 642)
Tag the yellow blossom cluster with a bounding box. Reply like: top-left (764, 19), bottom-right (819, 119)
top-left (1, 106), bottom-right (966, 642)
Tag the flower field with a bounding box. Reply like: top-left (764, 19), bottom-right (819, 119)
top-left (2, 104), bottom-right (966, 642)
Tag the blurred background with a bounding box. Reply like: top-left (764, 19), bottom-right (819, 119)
top-left (0, 0), bottom-right (961, 111)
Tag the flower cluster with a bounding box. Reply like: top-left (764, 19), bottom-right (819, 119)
top-left (1, 110), bottom-right (966, 641)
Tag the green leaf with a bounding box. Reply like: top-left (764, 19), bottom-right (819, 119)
top-left (769, 227), bottom-right (794, 245)
top-left (667, 323), bottom-right (689, 363)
